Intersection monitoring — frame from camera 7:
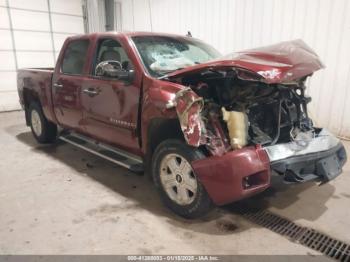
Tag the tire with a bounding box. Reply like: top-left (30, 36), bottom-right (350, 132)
top-left (28, 102), bottom-right (57, 144)
top-left (152, 139), bottom-right (213, 219)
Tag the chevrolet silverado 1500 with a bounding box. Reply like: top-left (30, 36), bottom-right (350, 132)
top-left (17, 32), bottom-right (347, 218)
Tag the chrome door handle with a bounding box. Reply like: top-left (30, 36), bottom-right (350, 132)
top-left (83, 88), bottom-right (99, 96)
top-left (53, 83), bottom-right (63, 89)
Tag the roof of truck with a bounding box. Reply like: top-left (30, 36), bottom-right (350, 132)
top-left (116, 31), bottom-right (189, 37)
top-left (68, 31), bottom-right (191, 40)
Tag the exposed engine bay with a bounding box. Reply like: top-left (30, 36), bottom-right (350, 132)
top-left (172, 68), bottom-right (316, 157)
top-left (159, 39), bottom-right (346, 189)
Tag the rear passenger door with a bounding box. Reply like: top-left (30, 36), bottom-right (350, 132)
top-left (52, 39), bottom-right (90, 130)
top-left (81, 37), bottom-right (141, 152)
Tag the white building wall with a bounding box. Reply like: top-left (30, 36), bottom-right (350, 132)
top-left (119, 0), bottom-right (350, 138)
top-left (0, 0), bottom-right (85, 111)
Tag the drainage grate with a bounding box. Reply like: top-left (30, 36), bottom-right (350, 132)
top-left (235, 206), bottom-right (350, 261)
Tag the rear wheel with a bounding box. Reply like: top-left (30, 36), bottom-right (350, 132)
top-left (29, 102), bottom-right (57, 143)
top-left (152, 139), bottom-right (213, 218)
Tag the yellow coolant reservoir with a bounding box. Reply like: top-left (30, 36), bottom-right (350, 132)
top-left (222, 108), bottom-right (248, 149)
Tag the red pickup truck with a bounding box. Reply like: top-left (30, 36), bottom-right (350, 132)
top-left (17, 32), bottom-right (347, 218)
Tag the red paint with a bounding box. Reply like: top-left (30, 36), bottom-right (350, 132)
top-left (79, 34), bottom-right (143, 153)
top-left (140, 75), bottom-right (188, 155)
top-left (192, 146), bottom-right (271, 205)
top-left (17, 32), bottom-right (325, 206)
top-left (206, 112), bottom-right (231, 156)
top-left (174, 88), bottom-right (205, 147)
top-left (166, 39), bottom-right (324, 84)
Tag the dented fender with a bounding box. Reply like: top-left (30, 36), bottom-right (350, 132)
top-left (173, 87), bottom-right (206, 147)
top-left (168, 87), bottom-right (230, 156)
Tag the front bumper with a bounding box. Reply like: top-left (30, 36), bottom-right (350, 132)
top-left (192, 145), bottom-right (271, 205)
top-left (269, 142), bottom-right (346, 183)
top-left (265, 129), bottom-right (347, 183)
top-left (192, 129), bottom-right (347, 206)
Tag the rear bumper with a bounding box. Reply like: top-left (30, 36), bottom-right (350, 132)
top-left (192, 129), bottom-right (347, 206)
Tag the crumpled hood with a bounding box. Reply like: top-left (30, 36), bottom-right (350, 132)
top-left (165, 39), bottom-right (324, 84)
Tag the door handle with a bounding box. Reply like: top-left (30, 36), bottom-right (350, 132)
top-left (53, 83), bottom-right (63, 89)
top-left (83, 88), bottom-right (100, 96)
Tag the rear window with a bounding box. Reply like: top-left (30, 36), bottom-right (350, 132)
top-left (61, 39), bottom-right (89, 75)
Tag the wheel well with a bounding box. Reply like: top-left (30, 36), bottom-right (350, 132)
top-left (147, 118), bottom-right (184, 155)
top-left (23, 88), bottom-right (41, 125)
top-left (145, 118), bottom-right (185, 176)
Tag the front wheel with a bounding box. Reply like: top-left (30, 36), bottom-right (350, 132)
top-left (152, 139), bottom-right (213, 219)
top-left (29, 102), bottom-right (57, 144)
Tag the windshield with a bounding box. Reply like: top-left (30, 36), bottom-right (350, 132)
top-left (132, 35), bottom-right (221, 77)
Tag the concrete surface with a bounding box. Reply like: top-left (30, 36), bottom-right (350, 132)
top-left (0, 92), bottom-right (21, 112)
top-left (0, 110), bottom-right (348, 255)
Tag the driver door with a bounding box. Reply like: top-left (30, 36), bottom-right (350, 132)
top-left (81, 37), bottom-right (140, 152)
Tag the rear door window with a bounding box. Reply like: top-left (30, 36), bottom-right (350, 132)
top-left (61, 39), bottom-right (90, 75)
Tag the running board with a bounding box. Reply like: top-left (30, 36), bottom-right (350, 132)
top-left (58, 133), bottom-right (144, 173)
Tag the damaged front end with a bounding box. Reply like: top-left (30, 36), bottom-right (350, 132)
top-left (265, 129), bottom-right (347, 183)
top-left (165, 40), bottom-right (347, 205)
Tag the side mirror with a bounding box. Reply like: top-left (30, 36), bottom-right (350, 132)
top-left (95, 60), bottom-right (134, 81)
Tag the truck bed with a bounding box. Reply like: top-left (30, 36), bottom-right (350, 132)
top-left (17, 68), bottom-right (54, 80)
top-left (19, 67), bottom-right (54, 72)
top-left (17, 68), bottom-right (55, 121)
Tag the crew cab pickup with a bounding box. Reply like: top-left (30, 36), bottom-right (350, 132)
top-left (17, 32), bottom-right (347, 218)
